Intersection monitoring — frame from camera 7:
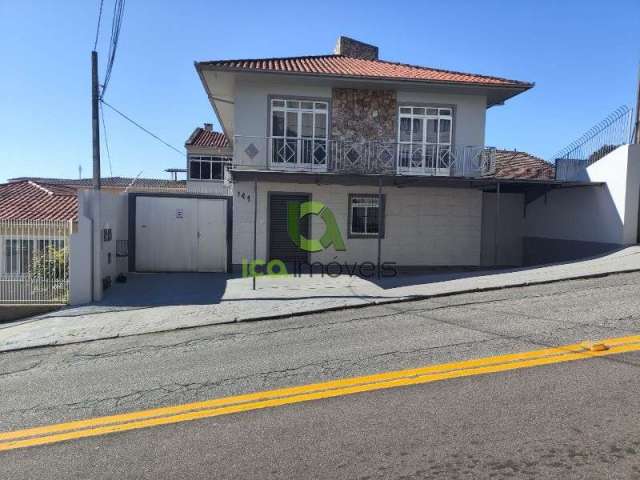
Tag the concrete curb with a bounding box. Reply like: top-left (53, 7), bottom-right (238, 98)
top-left (0, 305), bottom-right (62, 324)
top-left (2, 267), bottom-right (640, 354)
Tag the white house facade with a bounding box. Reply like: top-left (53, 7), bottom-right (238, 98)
top-left (194, 36), bottom-right (613, 272)
top-left (114, 35), bottom-right (634, 278)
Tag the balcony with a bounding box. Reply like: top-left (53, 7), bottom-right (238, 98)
top-left (233, 136), bottom-right (496, 178)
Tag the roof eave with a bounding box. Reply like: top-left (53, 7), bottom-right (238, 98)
top-left (184, 127), bottom-right (202, 147)
top-left (196, 62), bottom-right (534, 91)
top-left (195, 62), bottom-right (233, 145)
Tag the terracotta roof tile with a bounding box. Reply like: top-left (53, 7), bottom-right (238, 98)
top-left (9, 177), bottom-right (186, 190)
top-left (0, 181), bottom-right (78, 220)
top-left (198, 54), bottom-right (532, 88)
top-left (185, 128), bottom-right (230, 148)
top-left (491, 150), bottom-right (555, 180)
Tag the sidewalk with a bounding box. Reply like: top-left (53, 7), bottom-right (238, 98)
top-left (2, 247), bottom-right (640, 352)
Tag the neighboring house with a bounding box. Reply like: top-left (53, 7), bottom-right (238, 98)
top-left (191, 35), bottom-right (590, 270)
top-left (491, 150), bottom-right (555, 180)
top-left (185, 124), bottom-right (233, 195)
top-left (8, 176), bottom-right (187, 193)
top-left (0, 181), bottom-right (76, 281)
top-left (0, 181), bottom-right (78, 222)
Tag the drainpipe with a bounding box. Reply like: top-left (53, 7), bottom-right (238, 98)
top-left (634, 62), bottom-right (640, 144)
top-left (89, 217), bottom-right (94, 302)
top-left (494, 181), bottom-right (501, 266)
top-left (377, 176), bottom-right (383, 279)
top-left (252, 178), bottom-right (258, 290)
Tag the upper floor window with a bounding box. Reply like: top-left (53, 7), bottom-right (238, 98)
top-left (270, 99), bottom-right (328, 168)
top-left (189, 155), bottom-right (231, 181)
top-left (398, 106), bottom-right (453, 170)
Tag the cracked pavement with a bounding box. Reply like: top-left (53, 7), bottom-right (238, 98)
top-left (1, 271), bottom-right (640, 435)
top-left (3, 245), bottom-right (640, 353)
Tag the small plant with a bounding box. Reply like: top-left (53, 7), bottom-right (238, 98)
top-left (30, 245), bottom-right (69, 302)
top-left (30, 246), bottom-right (69, 281)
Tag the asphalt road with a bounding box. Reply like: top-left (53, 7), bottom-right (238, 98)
top-left (2, 272), bottom-right (640, 478)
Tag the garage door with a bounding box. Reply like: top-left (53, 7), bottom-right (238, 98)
top-left (135, 197), bottom-right (227, 272)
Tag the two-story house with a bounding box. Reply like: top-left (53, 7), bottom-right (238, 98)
top-left (195, 36), bottom-right (554, 271)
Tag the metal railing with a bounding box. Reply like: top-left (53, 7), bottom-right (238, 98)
top-left (554, 106), bottom-right (634, 180)
top-left (0, 219), bottom-right (72, 304)
top-left (233, 136), bottom-right (496, 177)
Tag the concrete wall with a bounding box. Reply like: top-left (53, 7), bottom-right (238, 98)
top-left (186, 145), bottom-right (233, 157)
top-left (232, 180), bottom-right (483, 267)
top-left (235, 76), bottom-right (332, 139)
top-left (523, 145), bottom-right (640, 264)
top-left (481, 192), bottom-right (524, 267)
top-left (73, 190), bottom-right (128, 303)
top-left (186, 181), bottom-right (232, 196)
top-left (99, 192), bottom-right (128, 282)
top-left (0, 305), bottom-right (62, 323)
top-left (69, 214), bottom-right (92, 305)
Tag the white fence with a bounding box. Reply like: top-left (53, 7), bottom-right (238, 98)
top-left (0, 219), bottom-right (72, 304)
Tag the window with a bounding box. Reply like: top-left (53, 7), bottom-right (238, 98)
top-left (348, 194), bottom-right (385, 238)
top-left (4, 239), bottom-right (33, 274)
top-left (3, 239), bottom-right (65, 274)
top-left (398, 106), bottom-right (453, 171)
top-left (270, 98), bottom-right (328, 168)
top-left (188, 156), bottom-right (232, 181)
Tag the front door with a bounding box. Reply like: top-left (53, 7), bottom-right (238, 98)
top-left (268, 193), bottom-right (310, 265)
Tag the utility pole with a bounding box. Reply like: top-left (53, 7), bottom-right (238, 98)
top-left (91, 50), bottom-right (102, 303)
top-left (634, 62), bottom-right (640, 144)
top-left (92, 50), bottom-right (101, 189)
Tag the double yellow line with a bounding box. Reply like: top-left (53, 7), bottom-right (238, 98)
top-left (2, 334), bottom-right (640, 452)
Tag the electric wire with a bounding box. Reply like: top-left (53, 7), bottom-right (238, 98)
top-left (99, 101), bottom-right (114, 177)
top-left (101, 0), bottom-right (126, 98)
top-left (100, 99), bottom-right (185, 157)
top-left (93, 0), bottom-right (105, 51)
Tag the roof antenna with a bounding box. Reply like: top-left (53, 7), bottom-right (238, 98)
top-left (125, 171), bottom-right (143, 193)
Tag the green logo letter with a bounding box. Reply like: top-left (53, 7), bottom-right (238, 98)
top-left (287, 201), bottom-right (346, 252)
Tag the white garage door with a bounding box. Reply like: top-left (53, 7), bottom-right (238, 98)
top-left (135, 197), bottom-right (227, 272)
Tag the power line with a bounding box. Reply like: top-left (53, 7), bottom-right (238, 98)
top-left (101, 0), bottom-right (126, 98)
top-left (100, 99), bottom-right (185, 157)
top-left (93, 0), bottom-right (105, 51)
top-left (99, 101), bottom-right (113, 177)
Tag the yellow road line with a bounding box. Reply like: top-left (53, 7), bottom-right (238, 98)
top-left (1, 334), bottom-right (640, 452)
top-left (0, 340), bottom-right (594, 441)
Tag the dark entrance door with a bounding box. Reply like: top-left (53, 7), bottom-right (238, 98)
top-left (269, 193), bottom-right (311, 265)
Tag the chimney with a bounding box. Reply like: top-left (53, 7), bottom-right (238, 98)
top-left (203, 123), bottom-right (213, 131)
top-left (334, 36), bottom-right (378, 60)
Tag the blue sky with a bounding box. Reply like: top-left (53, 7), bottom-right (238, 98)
top-left (1, 0), bottom-right (638, 183)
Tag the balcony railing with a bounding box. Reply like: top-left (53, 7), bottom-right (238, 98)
top-left (233, 136), bottom-right (496, 177)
